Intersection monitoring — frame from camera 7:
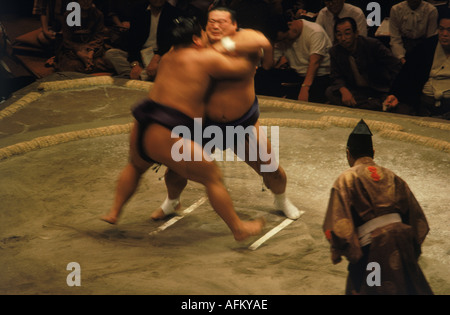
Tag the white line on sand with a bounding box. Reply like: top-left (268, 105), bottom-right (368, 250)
top-left (149, 196), bottom-right (208, 235)
top-left (249, 217), bottom-right (297, 251)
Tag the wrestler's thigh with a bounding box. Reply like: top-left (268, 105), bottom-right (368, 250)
top-left (129, 121), bottom-right (154, 173)
top-left (144, 124), bottom-right (221, 185)
top-left (241, 121), bottom-right (277, 173)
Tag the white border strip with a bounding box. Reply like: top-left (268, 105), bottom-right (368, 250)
top-left (249, 218), bottom-right (294, 251)
top-left (149, 196), bottom-right (207, 235)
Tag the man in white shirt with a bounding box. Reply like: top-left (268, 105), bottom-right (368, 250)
top-left (269, 18), bottom-right (332, 103)
top-left (315, 0), bottom-right (367, 43)
top-left (389, 0), bottom-right (438, 64)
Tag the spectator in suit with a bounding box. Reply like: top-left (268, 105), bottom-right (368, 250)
top-left (33, 0), bottom-right (70, 52)
top-left (326, 17), bottom-right (405, 112)
top-left (105, 0), bottom-right (181, 81)
top-left (316, 0), bottom-right (367, 43)
top-left (384, 10), bottom-right (450, 119)
top-left (389, 0), bottom-right (438, 64)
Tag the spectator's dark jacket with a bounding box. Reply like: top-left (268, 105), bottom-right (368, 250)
top-left (127, 1), bottom-right (181, 64)
top-left (329, 36), bottom-right (403, 93)
top-left (390, 35), bottom-right (439, 111)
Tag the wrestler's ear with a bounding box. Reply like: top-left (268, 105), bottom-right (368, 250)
top-left (199, 30), bottom-right (209, 46)
top-left (193, 35), bottom-right (204, 48)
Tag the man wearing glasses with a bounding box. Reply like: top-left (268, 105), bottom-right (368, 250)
top-left (316, 0), bottom-right (367, 43)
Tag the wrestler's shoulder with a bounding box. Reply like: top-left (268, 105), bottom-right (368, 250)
top-left (170, 48), bottom-right (216, 62)
top-left (196, 48), bottom-right (234, 62)
top-left (236, 28), bottom-right (263, 37)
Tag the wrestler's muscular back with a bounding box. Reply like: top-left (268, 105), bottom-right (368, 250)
top-left (205, 53), bottom-right (259, 122)
top-left (149, 48), bottom-right (212, 119)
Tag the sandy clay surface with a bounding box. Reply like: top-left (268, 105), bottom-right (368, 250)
top-left (0, 74), bottom-right (449, 295)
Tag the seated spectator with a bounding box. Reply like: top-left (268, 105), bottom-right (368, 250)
top-left (256, 18), bottom-right (332, 103)
top-left (104, 0), bottom-right (180, 81)
top-left (346, 0), bottom-right (393, 37)
top-left (390, 0), bottom-right (438, 64)
top-left (326, 17), bottom-right (405, 112)
top-left (316, 0), bottom-right (367, 43)
top-left (384, 10), bottom-right (450, 119)
top-left (56, 0), bottom-right (113, 73)
top-left (33, 0), bottom-right (70, 53)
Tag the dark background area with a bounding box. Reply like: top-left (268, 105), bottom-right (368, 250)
top-left (0, 0), bottom-right (36, 16)
top-left (1, 0), bottom-right (41, 102)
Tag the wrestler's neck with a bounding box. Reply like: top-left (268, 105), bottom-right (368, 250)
top-left (173, 37), bottom-right (203, 51)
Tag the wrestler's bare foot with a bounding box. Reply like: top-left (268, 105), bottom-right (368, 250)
top-left (150, 202), bottom-right (181, 220)
top-left (100, 214), bottom-right (118, 225)
top-left (233, 218), bottom-right (265, 241)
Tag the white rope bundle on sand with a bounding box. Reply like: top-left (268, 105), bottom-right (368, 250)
top-left (0, 92), bottom-right (41, 120)
top-left (408, 119), bottom-right (450, 131)
top-left (258, 98), bottom-right (348, 114)
top-left (259, 118), bottom-right (331, 129)
top-left (0, 123), bottom-right (132, 161)
top-left (124, 80), bottom-right (154, 91)
top-left (37, 76), bottom-right (114, 91)
top-left (319, 116), bottom-right (404, 132)
top-left (380, 130), bottom-right (450, 153)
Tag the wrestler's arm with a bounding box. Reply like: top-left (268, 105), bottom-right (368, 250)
top-left (212, 29), bottom-right (274, 69)
top-left (202, 49), bottom-right (253, 79)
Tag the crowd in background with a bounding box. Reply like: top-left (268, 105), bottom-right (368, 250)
top-left (29, 0), bottom-right (450, 119)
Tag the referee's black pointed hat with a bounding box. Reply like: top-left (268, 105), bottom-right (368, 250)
top-left (347, 119), bottom-right (373, 158)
